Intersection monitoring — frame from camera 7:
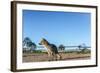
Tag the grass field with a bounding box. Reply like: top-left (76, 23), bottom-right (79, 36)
top-left (23, 51), bottom-right (91, 62)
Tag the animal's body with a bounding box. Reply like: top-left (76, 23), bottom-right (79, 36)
top-left (39, 38), bottom-right (61, 61)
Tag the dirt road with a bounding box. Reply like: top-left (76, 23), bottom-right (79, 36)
top-left (23, 53), bottom-right (91, 62)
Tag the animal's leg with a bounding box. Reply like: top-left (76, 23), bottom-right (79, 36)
top-left (48, 52), bottom-right (53, 61)
top-left (56, 54), bottom-right (62, 60)
top-left (51, 53), bottom-right (59, 61)
top-left (52, 54), bottom-right (57, 61)
top-left (50, 53), bottom-right (55, 61)
top-left (50, 52), bottom-right (55, 61)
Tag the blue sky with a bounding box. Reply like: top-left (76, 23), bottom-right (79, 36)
top-left (23, 10), bottom-right (91, 47)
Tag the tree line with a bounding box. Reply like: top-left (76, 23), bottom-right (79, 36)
top-left (23, 37), bottom-right (90, 53)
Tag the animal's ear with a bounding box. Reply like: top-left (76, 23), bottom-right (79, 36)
top-left (42, 38), bottom-right (44, 39)
top-left (41, 38), bottom-right (46, 41)
top-left (41, 38), bottom-right (45, 40)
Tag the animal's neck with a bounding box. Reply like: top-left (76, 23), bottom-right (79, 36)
top-left (43, 42), bottom-right (50, 48)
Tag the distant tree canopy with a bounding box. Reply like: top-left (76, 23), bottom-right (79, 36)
top-left (78, 43), bottom-right (87, 50)
top-left (78, 45), bottom-right (82, 50)
top-left (58, 44), bottom-right (65, 50)
top-left (23, 37), bottom-right (37, 52)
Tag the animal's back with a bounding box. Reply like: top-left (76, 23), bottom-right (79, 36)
top-left (50, 44), bottom-right (58, 54)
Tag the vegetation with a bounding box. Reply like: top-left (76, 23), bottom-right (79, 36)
top-left (58, 44), bottom-right (65, 51)
top-left (32, 50), bottom-right (43, 53)
top-left (23, 37), bottom-right (37, 52)
top-left (80, 49), bottom-right (91, 53)
top-left (22, 39), bottom-right (91, 54)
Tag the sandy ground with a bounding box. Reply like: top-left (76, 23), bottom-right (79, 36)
top-left (23, 52), bottom-right (91, 62)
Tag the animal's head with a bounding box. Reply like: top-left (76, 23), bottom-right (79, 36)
top-left (39, 38), bottom-right (48, 45)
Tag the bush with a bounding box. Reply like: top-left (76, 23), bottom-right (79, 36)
top-left (32, 50), bottom-right (47, 54)
top-left (76, 49), bottom-right (91, 54)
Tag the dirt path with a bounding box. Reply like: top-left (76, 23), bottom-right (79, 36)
top-left (23, 53), bottom-right (91, 62)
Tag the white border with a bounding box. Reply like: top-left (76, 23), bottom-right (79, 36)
top-left (17, 3), bottom-right (96, 69)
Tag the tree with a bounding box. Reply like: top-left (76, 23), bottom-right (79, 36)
top-left (58, 44), bottom-right (65, 51)
top-left (82, 43), bottom-right (87, 50)
top-left (78, 45), bottom-right (82, 50)
top-left (28, 42), bottom-right (37, 52)
top-left (81, 43), bottom-right (88, 53)
top-left (23, 37), bottom-right (36, 52)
